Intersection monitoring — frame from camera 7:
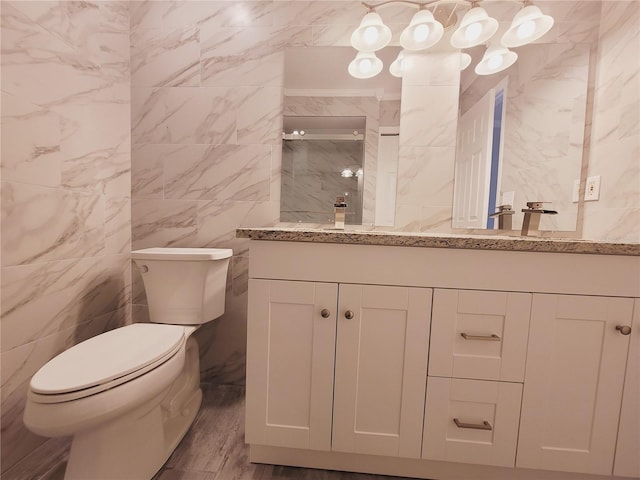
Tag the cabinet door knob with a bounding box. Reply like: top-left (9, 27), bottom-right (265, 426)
top-left (616, 325), bottom-right (632, 335)
top-left (320, 309), bottom-right (330, 318)
top-left (344, 310), bottom-right (354, 320)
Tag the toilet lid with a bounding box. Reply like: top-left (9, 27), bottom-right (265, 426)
top-left (30, 323), bottom-right (186, 395)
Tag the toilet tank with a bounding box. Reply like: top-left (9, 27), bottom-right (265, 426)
top-left (131, 248), bottom-right (232, 325)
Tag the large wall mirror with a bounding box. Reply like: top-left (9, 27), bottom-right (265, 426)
top-left (283, 46), bottom-right (402, 226)
top-left (281, 1), bottom-right (602, 233)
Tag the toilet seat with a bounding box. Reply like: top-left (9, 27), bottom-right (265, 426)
top-left (29, 324), bottom-right (186, 404)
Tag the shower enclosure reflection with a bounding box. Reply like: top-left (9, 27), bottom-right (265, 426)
top-left (280, 116), bottom-right (366, 225)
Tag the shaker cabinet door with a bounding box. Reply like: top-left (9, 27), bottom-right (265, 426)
top-left (517, 294), bottom-right (634, 476)
top-left (332, 284), bottom-right (432, 458)
top-left (245, 279), bottom-right (338, 451)
top-left (614, 299), bottom-right (640, 478)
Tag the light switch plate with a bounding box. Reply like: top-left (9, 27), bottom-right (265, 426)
top-left (584, 175), bottom-right (601, 201)
top-left (502, 191), bottom-right (515, 207)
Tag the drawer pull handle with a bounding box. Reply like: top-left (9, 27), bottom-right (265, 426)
top-left (320, 309), bottom-right (330, 318)
top-left (453, 418), bottom-right (493, 431)
top-left (460, 333), bottom-right (501, 341)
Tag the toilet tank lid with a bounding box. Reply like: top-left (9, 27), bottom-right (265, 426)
top-left (131, 247), bottom-right (233, 261)
top-left (30, 324), bottom-right (186, 395)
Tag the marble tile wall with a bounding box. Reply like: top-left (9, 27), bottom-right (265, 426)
top-left (129, 1), bottom-right (402, 386)
top-left (0, 0), bottom-right (131, 473)
top-left (583, 0), bottom-right (640, 242)
top-left (2, 4), bottom-right (637, 474)
top-left (394, 51), bottom-right (460, 232)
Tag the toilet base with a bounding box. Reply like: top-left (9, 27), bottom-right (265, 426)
top-left (64, 336), bottom-right (203, 480)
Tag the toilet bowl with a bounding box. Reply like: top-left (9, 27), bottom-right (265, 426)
top-left (23, 248), bottom-right (232, 480)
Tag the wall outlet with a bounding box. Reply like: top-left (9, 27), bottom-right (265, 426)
top-left (584, 175), bottom-right (601, 201)
top-left (572, 179), bottom-right (580, 203)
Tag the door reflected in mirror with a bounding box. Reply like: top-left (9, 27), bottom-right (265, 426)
top-left (454, 42), bottom-right (591, 232)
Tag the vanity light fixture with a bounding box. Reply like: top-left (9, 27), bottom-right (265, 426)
top-left (350, 10), bottom-right (393, 52)
top-left (501, 3), bottom-right (554, 47)
top-left (460, 52), bottom-right (472, 70)
top-left (400, 8), bottom-right (444, 50)
top-left (450, 4), bottom-right (498, 49)
top-left (348, 51), bottom-right (384, 79)
top-left (348, 0), bottom-right (554, 79)
top-left (474, 43), bottom-right (518, 75)
top-left (389, 50), bottom-right (406, 77)
top-left (341, 168), bottom-right (355, 178)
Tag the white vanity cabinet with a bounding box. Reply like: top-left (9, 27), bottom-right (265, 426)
top-left (243, 238), bottom-right (640, 480)
top-left (245, 278), bottom-right (432, 458)
top-left (516, 294), bottom-right (635, 476)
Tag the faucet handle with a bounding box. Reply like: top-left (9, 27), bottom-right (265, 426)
top-left (526, 201), bottom-right (544, 209)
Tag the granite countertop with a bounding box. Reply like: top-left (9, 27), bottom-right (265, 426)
top-left (236, 227), bottom-right (640, 256)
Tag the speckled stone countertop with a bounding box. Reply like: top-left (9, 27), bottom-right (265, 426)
top-left (236, 227), bottom-right (640, 256)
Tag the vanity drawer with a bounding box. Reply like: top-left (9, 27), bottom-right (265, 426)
top-left (428, 289), bottom-right (531, 382)
top-left (422, 377), bottom-right (522, 467)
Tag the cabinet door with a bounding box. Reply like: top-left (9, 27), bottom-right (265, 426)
top-left (429, 289), bottom-right (531, 382)
top-left (422, 377), bottom-right (522, 467)
top-left (245, 279), bottom-right (337, 451)
top-left (332, 285), bottom-right (431, 458)
top-left (614, 299), bottom-right (640, 478)
top-left (517, 294), bottom-right (634, 475)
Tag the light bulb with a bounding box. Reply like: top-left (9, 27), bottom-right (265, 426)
top-left (292, 130), bottom-right (299, 135)
top-left (487, 54), bottom-right (503, 70)
top-left (358, 58), bottom-right (373, 74)
top-left (465, 22), bottom-right (482, 42)
top-left (413, 23), bottom-right (430, 43)
top-left (517, 19), bottom-right (536, 39)
top-left (363, 26), bottom-right (379, 45)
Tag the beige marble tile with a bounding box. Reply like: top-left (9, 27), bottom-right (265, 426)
top-left (131, 198), bottom-right (199, 250)
top-left (1, 255), bottom-right (130, 352)
top-left (237, 86), bottom-right (284, 146)
top-left (105, 196), bottom-right (132, 255)
top-left (131, 27), bottom-right (200, 87)
top-left (163, 144), bottom-right (271, 203)
top-left (131, 87), bottom-right (237, 145)
top-left (1, 182), bottom-right (105, 267)
top-left (0, 92), bottom-right (62, 188)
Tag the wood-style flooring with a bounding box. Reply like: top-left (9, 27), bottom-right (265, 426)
top-left (5, 384), bottom-right (415, 480)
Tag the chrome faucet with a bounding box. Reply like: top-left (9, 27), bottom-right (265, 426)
top-left (489, 204), bottom-right (515, 230)
top-left (521, 201), bottom-right (558, 236)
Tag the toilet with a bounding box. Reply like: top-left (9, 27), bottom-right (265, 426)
top-left (23, 247), bottom-right (232, 480)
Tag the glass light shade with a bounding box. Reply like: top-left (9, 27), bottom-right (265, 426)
top-left (350, 12), bottom-right (392, 52)
top-left (400, 10), bottom-right (444, 51)
top-left (474, 45), bottom-right (518, 75)
top-left (501, 5), bottom-right (554, 47)
top-left (341, 168), bottom-right (354, 178)
top-left (450, 6), bottom-right (498, 48)
top-left (389, 50), bottom-right (406, 78)
top-left (460, 52), bottom-right (472, 71)
top-left (348, 52), bottom-right (383, 79)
